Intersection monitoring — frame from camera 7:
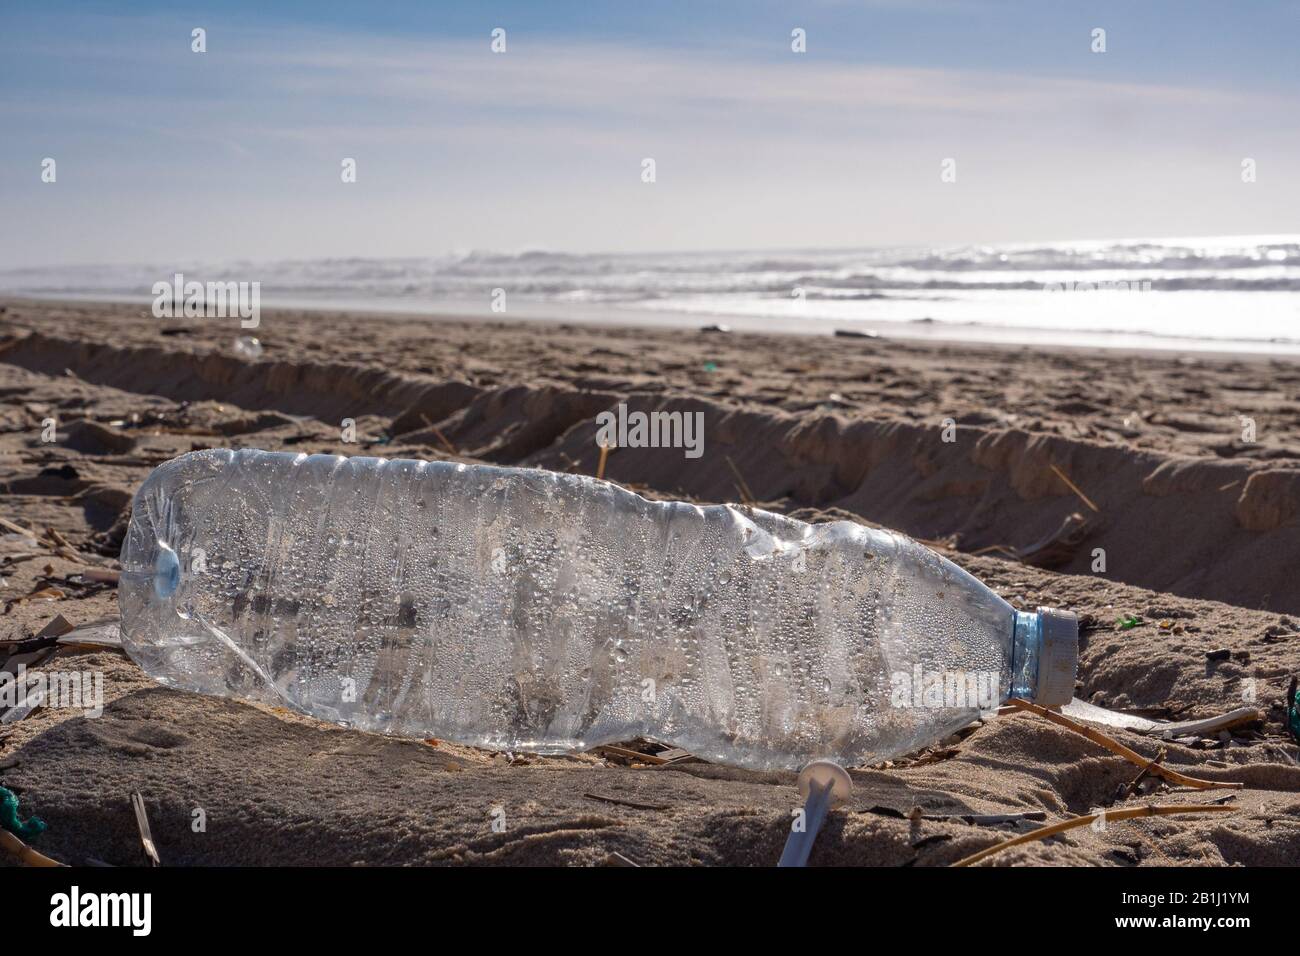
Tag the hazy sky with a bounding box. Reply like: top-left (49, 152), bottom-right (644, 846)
top-left (1, 1), bottom-right (1297, 266)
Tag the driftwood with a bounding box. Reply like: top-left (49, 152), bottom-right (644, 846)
top-left (952, 804), bottom-right (1235, 867)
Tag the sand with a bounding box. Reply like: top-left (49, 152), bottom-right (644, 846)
top-left (0, 296), bottom-right (1297, 867)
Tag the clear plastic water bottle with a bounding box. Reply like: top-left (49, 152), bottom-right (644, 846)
top-left (118, 449), bottom-right (1077, 771)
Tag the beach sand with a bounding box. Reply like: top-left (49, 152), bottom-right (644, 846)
top-left (0, 297), bottom-right (1297, 866)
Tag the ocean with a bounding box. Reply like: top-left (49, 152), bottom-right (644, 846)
top-left (3, 234), bottom-right (1298, 354)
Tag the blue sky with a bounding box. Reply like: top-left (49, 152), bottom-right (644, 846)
top-left (1, 1), bottom-right (1297, 266)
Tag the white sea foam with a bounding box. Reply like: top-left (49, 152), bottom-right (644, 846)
top-left (3, 235), bottom-right (1298, 353)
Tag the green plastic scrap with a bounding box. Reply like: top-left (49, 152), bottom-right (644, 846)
top-left (0, 785), bottom-right (47, 839)
top-left (1116, 614), bottom-right (1143, 630)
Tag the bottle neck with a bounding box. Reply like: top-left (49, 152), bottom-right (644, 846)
top-left (1010, 610), bottom-right (1041, 702)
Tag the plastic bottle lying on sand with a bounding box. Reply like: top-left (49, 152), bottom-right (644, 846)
top-left (118, 449), bottom-right (1077, 772)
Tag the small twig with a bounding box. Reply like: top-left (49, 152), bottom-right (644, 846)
top-left (44, 527), bottom-right (76, 550)
top-left (968, 544), bottom-right (1020, 559)
top-left (0, 517), bottom-right (77, 563)
top-left (131, 792), bottom-right (161, 867)
top-left (583, 792), bottom-right (670, 811)
top-left (1121, 746), bottom-right (1167, 800)
top-left (1048, 463), bottom-right (1100, 513)
top-left (419, 415), bottom-right (457, 455)
top-left (43, 528), bottom-right (88, 565)
top-left (594, 744), bottom-right (670, 765)
top-left (1006, 699), bottom-right (1243, 790)
top-left (429, 426), bottom-right (457, 456)
top-left (596, 442), bottom-right (612, 481)
top-left (952, 804), bottom-right (1235, 867)
top-left (723, 455), bottom-right (755, 506)
top-left (0, 517), bottom-right (36, 538)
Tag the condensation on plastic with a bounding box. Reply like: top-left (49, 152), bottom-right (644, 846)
top-left (118, 449), bottom-right (1024, 771)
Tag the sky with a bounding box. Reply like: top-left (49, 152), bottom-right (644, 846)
top-left (1, 1), bottom-right (1297, 267)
